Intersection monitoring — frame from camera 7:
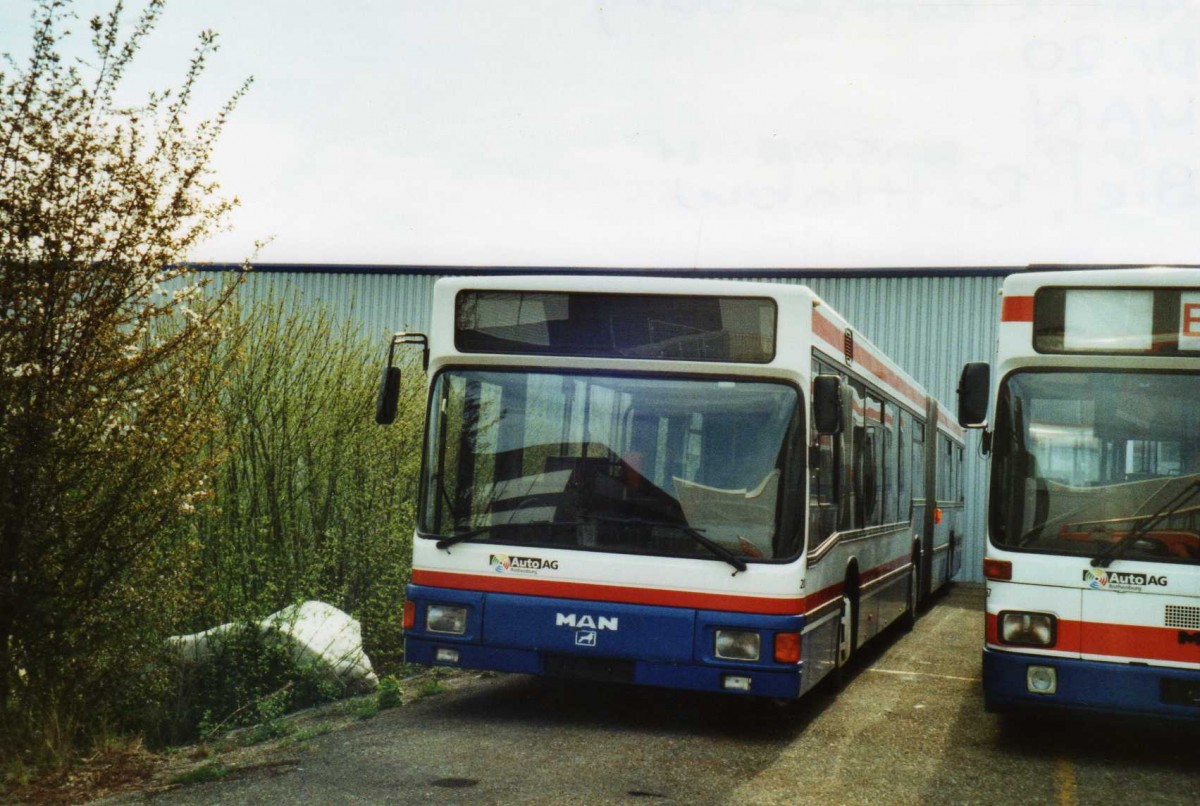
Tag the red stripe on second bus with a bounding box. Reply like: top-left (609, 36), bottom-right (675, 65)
top-left (986, 613), bottom-right (1200, 665)
top-left (1001, 295), bottom-right (1034, 322)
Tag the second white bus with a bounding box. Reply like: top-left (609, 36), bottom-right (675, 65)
top-left (960, 267), bottom-right (1200, 718)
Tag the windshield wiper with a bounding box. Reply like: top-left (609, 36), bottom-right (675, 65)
top-left (1091, 479), bottom-right (1200, 568)
top-left (435, 524), bottom-right (498, 550)
top-left (587, 514), bottom-right (748, 574)
top-left (434, 520), bottom-right (586, 550)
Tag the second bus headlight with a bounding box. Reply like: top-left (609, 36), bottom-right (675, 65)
top-left (715, 629), bottom-right (761, 661)
top-left (999, 611), bottom-right (1056, 647)
top-left (426, 604), bottom-right (468, 635)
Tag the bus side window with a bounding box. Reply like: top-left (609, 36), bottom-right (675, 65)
top-left (938, 435), bottom-right (952, 503)
top-left (809, 359), bottom-right (839, 547)
top-left (885, 401), bottom-right (899, 523)
top-left (863, 391), bottom-right (884, 527)
top-left (912, 420), bottom-right (926, 505)
top-left (849, 380), bottom-right (867, 530)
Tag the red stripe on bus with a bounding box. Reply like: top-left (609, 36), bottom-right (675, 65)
top-left (416, 552), bottom-right (911, 620)
top-left (813, 312), bottom-right (927, 410)
top-left (411, 569), bottom-right (805, 615)
top-left (813, 310), bottom-right (843, 351)
top-left (802, 554), bottom-right (909, 613)
top-left (1001, 296), bottom-right (1034, 322)
top-left (986, 614), bottom-right (1200, 664)
top-left (937, 407), bottom-right (965, 440)
top-left (856, 347), bottom-right (928, 411)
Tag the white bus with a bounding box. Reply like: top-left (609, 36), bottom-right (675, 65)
top-left (378, 275), bottom-right (963, 698)
top-left (959, 267), bottom-right (1200, 718)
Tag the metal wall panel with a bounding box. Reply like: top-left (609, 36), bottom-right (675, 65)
top-left (228, 269), bottom-right (1002, 582)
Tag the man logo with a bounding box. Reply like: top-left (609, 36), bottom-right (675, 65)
top-left (575, 631), bottom-right (598, 647)
top-left (555, 613), bottom-right (619, 631)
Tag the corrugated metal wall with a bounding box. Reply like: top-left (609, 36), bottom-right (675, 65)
top-left (230, 269), bottom-right (1004, 582)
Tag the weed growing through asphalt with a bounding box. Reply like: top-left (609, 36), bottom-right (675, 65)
top-left (416, 679), bottom-right (443, 698)
top-left (170, 762), bottom-right (228, 786)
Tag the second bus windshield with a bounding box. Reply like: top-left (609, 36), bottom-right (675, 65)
top-left (990, 370), bottom-right (1200, 564)
top-left (420, 370), bottom-right (802, 561)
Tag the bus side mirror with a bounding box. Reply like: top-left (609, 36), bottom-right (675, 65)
top-left (957, 362), bottom-right (990, 429)
top-left (375, 332), bottom-right (428, 426)
top-left (813, 375), bottom-right (843, 436)
top-left (376, 365), bottom-right (401, 425)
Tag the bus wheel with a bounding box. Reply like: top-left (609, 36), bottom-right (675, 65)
top-left (900, 548), bottom-right (919, 632)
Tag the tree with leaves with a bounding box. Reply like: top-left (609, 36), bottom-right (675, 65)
top-left (0, 0), bottom-right (249, 761)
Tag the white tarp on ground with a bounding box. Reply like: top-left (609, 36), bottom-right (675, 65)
top-left (170, 601), bottom-right (378, 691)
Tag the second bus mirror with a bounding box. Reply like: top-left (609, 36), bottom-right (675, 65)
top-left (957, 362), bottom-right (990, 428)
top-left (375, 365), bottom-right (401, 425)
top-left (812, 375), bottom-right (843, 436)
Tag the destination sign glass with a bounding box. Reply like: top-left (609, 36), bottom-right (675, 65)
top-left (455, 291), bottom-right (777, 363)
top-left (1034, 287), bottom-right (1200, 356)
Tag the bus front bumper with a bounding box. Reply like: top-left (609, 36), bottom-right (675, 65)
top-left (405, 636), bottom-right (804, 699)
top-left (983, 647), bottom-right (1200, 720)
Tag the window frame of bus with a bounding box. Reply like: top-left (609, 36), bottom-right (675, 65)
top-left (454, 290), bottom-right (779, 364)
top-left (1032, 286), bottom-right (1200, 356)
top-left (414, 364), bottom-right (811, 565)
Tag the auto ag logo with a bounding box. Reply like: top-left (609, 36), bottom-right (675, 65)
top-left (1083, 569), bottom-right (1108, 589)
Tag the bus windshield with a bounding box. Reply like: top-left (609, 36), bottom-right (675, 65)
top-left (990, 370), bottom-right (1200, 564)
top-left (419, 369), bottom-right (802, 561)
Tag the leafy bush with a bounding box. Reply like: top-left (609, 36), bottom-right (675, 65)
top-left (0, 0), bottom-right (248, 767)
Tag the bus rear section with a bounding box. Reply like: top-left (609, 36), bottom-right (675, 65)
top-left (961, 268), bottom-right (1200, 719)
top-left (388, 276), bottom-right (947, 700)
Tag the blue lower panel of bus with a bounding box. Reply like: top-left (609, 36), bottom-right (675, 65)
top-left (983, 648), bottom-right (1200, 720)
top-left (405, 584), bottom-right (804, 698)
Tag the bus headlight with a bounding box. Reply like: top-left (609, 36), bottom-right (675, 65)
top-left (426, 604), bottom-right (468, 635)
top-left (715, 629), bottom-right (761, 661)
top-left (999, 611), bottom-right (1056, 647)
top-left (1027, 665), bottom-right (1057, 694)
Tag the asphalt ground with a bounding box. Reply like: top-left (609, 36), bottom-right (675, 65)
top-left (115, 584), bottom-right (1200, 805)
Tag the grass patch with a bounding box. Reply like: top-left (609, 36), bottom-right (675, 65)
top-left (377, 676), bottom-right (402, 710)
top-left (415, 679), bottom-right (444, 699)
top-left (237, 719), bottom-right (294, 747)
top-left (279, 723), bottom-right (333, 749)
top-left (349, 698), bottom-right (379, 720)
top-left (169, 762), bottom-right (228, 786)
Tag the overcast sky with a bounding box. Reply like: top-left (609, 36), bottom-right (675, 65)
top-left (3, 1), bottom-right (1199, 268)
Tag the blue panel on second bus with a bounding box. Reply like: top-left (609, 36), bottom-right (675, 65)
top-left (481, 593), bottom-right (696, 663)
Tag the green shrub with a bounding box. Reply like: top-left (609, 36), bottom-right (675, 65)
top-left (377, 676), bottom-right (402, 710)
top-left (152, 623), bottom-right (344, 747)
